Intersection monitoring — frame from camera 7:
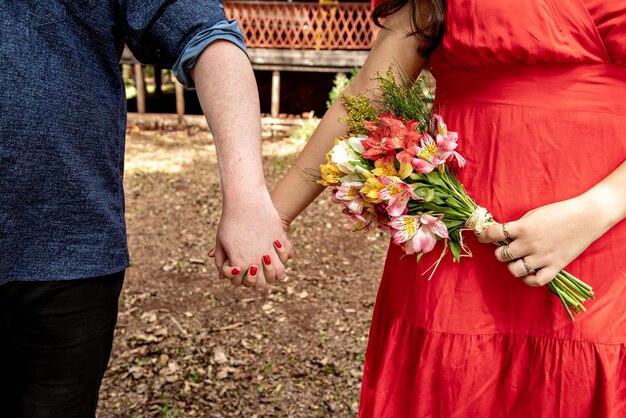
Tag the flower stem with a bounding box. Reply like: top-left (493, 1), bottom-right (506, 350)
top-left (554, 287), bottom-right (576, 322)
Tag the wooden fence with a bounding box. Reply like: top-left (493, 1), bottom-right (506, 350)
top-left (225, 1), bottom-right (376, 50)
top-left (126, 1), bottom-right (376, 117)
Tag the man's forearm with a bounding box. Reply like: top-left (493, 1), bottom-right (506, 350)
top-left (191, 40), bottom-right (267, 203)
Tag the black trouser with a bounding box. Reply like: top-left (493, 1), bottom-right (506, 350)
top-left (0, 271), bottom-right (125, 418)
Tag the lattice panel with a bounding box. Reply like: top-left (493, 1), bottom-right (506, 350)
top-left (225, 1), bottom-right (377, 50)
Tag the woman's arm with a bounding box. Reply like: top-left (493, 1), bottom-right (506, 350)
top-left (271, 4), bottom-right (428, 225)
top-left (479, 160), bottom-right (626, 286)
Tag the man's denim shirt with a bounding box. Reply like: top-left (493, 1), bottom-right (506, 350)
top-left (0, 0), bottom-right (246, 284)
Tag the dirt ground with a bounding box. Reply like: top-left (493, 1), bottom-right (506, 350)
top-left (98, 118), bottom-right (390, 417)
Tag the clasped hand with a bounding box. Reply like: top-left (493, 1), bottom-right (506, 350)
top-left (210, 191), bottom-right (294, 291)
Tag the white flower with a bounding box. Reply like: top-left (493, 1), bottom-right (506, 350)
top-left (339, 174), bottom-right (365, 184)
top-left (330, 136), bottom-right (366, 174)
top-left (347, 135), bottom-right (365, 153)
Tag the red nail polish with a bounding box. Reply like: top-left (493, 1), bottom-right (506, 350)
top-left (274, 240), bottom-right (283, 249)
top-left (263, 255), bottom-right (271, 265)
top-left (250, 266), bottom-right (258, 276)
top-left (231, 268), bottom-right (240, 276)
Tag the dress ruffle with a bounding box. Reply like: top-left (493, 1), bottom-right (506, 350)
top-left (360, 308), bottom-right (626, 418)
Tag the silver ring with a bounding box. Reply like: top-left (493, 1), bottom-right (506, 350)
top-left (522, 258), bottom-right (536, 275)
top-left (501, 245), bottom-right (515, 261)
top-left (502, 223), bottom-right (510, 240)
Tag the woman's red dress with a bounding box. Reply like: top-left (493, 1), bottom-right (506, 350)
top-left (360, 1), bottom-right (626, 416)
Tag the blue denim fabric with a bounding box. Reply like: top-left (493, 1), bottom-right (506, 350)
top-left (0, 0), bottom-right (244, 284)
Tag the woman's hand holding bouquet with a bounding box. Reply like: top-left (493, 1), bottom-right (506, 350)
top-left (319, 68), bottom-right (595, 320)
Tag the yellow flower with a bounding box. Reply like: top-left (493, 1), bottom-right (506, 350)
top-left (371, 161), bottom-right (397, 177)
top-left (371, 160), bottom-right (412, 179)
top-left (318, 154), bottom-right (343, 187)
top-left (360, 177), bottom-right (385, 203)
top-left (398, 162), bottom-right (413, 179)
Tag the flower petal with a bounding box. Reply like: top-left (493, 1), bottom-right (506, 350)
top-left (348, 136), bottom-right (366, 153)
top-left (386, 193), bottom-right (410, 217)
top-left (389, 215), bottom-right (418, 244)
top-left (411, 158), bottom-right (436, 174)
top-left (414, 227), bottom-right (436, 253)
top-left (398, 162), bottom-right (413, 179)
top-left (430, 220), bottom-right (449, 239)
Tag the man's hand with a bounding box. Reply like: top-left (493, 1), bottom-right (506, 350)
top-left (212, 190), bottom-right (293, 291)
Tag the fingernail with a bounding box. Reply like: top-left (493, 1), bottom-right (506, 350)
top-left (231, 267), bottom-right (240, 276)
top-left (263, 255), bottom-right (271, 265)
top-left (208, 248), bottom-right (215, 257)
top-left (249, 265), bottom-right (258, 276)
top-left (274, 240), bottom-right (283, 249)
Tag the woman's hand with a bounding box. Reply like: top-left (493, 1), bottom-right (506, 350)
top-left (227, 201), bottom-right (294, 291)
top-left (477, 194), bottom-right (613, 287)
top-left (211, 190), bottom-right (294, 291)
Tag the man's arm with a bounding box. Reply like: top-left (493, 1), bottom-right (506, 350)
top-left (121, 0), bottom-right (293, 289)
top-left (191, 40), bottom-right (293, 290)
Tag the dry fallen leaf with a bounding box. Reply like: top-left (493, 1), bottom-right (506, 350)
top-left (213, 348), bottom-right (228, 365)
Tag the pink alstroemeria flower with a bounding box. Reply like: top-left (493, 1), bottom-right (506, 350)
top-left (333, 182), bottom-right (365, 214)
top-left (397, 133), bottom-right (443, 174)
top-left (378, 176), bottom-right (419, 217)
top-left (436, 131), bottom-right (466, 167)
top-left (373, 204), bottom-right (392, 233)
top-left (430, 114), bottom-right (448, 135)
top-left (390, 214), bottom-right (449, 255)
top-left (342, 207), bottom-right (373, 231)
top-left (429, 114), bottom-right (466, 167)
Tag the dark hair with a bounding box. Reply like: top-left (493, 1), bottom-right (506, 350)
top-left (373, 0), bottom-right (446, 56)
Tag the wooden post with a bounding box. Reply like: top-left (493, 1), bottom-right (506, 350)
top-left (174, 74), bottom-right (185, 122)
top-left (271, 70), bottom-right (281, 118)
top-left (154, 66), bottom-right (162, 97)
top-left (133, 63), bottom-right (146, 114)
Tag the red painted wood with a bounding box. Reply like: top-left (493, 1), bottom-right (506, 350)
top-left (225, 2), bottom-right (377, 50)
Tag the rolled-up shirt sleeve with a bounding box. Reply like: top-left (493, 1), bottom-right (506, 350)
top-left (172, 19), bottom-right (247, 88)
top-left (121, 0), bottom-right (247, 87)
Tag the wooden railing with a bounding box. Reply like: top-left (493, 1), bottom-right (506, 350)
top-left (225, 1), bottom-right (376, 50)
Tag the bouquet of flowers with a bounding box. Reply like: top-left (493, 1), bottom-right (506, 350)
top-left (319, 68), bottom-right (594, 321)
